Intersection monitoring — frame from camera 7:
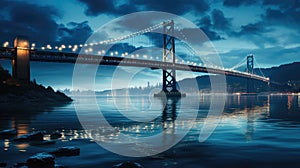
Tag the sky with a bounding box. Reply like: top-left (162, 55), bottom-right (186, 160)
top-left (0, 0), bottom-right (300, 90)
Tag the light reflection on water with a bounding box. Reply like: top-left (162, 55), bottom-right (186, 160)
top-left (0, 94), bottom-right (300, 155)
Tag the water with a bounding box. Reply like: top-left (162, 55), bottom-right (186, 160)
top-left (1, 94), bottom-right (300, 167)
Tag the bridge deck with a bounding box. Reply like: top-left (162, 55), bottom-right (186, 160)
top-left (0, 47), bottom-right (269, 82)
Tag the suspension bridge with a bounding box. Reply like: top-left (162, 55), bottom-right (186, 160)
top-left (0, 20), bottom-right (269, 96)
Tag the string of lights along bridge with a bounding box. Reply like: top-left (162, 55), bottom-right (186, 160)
top-left (0, 20), bottom-right (270, 96)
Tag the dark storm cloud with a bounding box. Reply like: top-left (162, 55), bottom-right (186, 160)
top-left (0, 0), bottom-right (93, 46)
top-left (134, 0), bottom-right (209, 15)
top-left (78, 0), bottom-right (138, 16)
top-left (78, 0), bottom-right (209, 16)
top-left (263, 7), bottom-right (300, 29)
top-left (0, 0), bottom-right (60, 44)
top-left (57, 21), bottom-right (93, 45)
top-left (238, 22), bottom-right (267, 35)
top-left (211, 9), bottom-right (232, 30)
top-left (195, 10), bottom-right (232, 41)
top-left (233, 22), bottom-right (277, 48)
top-left (223, 0), bottom-right (257, 7)
top-left (263, 0), bottom-right (300, 9)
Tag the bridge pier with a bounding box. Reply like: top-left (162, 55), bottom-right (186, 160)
top-left (246, 54), bottom-right (254, 93)
top-left (12, 36), bottom-right (30, 82)
top-left (154, 20), bottom-right (185, 97)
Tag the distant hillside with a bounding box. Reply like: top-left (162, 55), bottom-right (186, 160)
top-left (256, 62), bottom-right (300, 83)
top-left (179, 62), bottom-right (300, 93)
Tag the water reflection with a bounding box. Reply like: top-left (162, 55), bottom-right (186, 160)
top-left (1, 94), bottom-right (300, 153)
top-left (161, 97), bottom-right (178, 130)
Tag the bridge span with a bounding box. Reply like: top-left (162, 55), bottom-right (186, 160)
top-left (0, 47), bottom-right (269, 83)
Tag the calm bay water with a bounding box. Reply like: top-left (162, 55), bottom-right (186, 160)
top-left (0, 94), bottom-right (300, 167)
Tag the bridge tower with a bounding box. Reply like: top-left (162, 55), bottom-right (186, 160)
top-left (155, 20), bottom-right (185, 97)
top-left (246, 54), bottom-right (254, 93)
top-left (12, 36), bottom-right (30, 82)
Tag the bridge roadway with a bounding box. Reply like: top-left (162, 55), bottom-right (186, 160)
top-left (0, 47), bottom-right (269, 82)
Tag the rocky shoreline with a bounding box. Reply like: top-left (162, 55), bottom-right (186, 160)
top-left (0, 65), bottom-right (72, 110)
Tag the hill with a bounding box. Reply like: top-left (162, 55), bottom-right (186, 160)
top-left (0, 64), bottom-right (72, 110)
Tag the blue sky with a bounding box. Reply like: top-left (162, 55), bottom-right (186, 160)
top-left (0, 0), bottom-right (300, 90)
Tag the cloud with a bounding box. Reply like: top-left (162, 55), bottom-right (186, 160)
top-left (238, 22), bottom-right (268, 35)
top-left (78, 0), bottom-right (138, 16)
top-left (223, 0), bottom-right (258, 7)
top-left (263, 8), bottom-right (300, 29)
top-left (0, 0), bottom-right (93, 47)
top-left (231, 22), bottom-right (277, 48)
top-left (57, 21), bottom-right (93, 45)
top-left (0, 0), bottom-right (60, 45)
top-left (263, 0), bottom-right (300, 10)
top-left (211, 9), bottom-right (232, 30)
top-left (78, 0), bottom-right (210, 17)
top-left (195, 11), bottom-right (232, 41)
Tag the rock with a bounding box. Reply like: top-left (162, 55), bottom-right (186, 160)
top-left (113, 161), bottom-right (144, 168)
top-left (27, 152), bottom-right (55, 168)
top-left (50, 132), bottom-right (62, 139)
top-left (0, 162), bottom-right (7, 167)
top-left (49, 147), bottom-right (80, 157)
top-left (30, 140), bottom-right (56, 146)
top-left (14, 132), bottom-right (44, 142)
top-left (13, 162), bottom-right (27, 167)
top-left (0, 129), bottom-right (17, 138)
top-left (54, 164), bottom-right (65, 168)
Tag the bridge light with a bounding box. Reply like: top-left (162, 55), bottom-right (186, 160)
top-left (84, 49), bottom-right (88, 53)
top-left (84, 44), bottom-right (88, 47)
top-left (3, 41), bottom-right (9, 47)
top-left (110, 52), bottom-right (114, 56)
top-left (136, 54), bottom-right (139, 58)
top-left (125, 52), bottom-right (128, 56)
top-left (115, 51), bottom-right (118, 55)
top-left (59, 47), bottom-right (62, 51)
top-left (55, 46), bottom-right (58, 49)
top-left (31, 43), bottom-right (35, 47)
top-left (72, 48), bottom-right (77, 52)
top-left (88, 48), bottom-right (93, 52)
top-left (41, 47), bottom-right (45, 50)
top-left (97, 51), bottom-right (101, 55)
top-left (61, 45), bottom-right (66, 49)
top-left (80, 44), bottom-right (83, 47)
top-left (101, 50), bottom-right (105, 54)
top-left (121, 53), bottom-right (125, 57)
top-left (68, 45), bottom-right (72, 48)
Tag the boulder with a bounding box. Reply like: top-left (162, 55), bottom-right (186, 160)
top-left (14, 132), bottom-right (44, 142)
top-left (0, 129), bottom-right (17, 138)
top-left (54, 164), bottom-right (65, 168)
top-left (13, 162), bottom-right (27, 167)
top-left (113, 161), bottom-right (144, 168)
top-left (49, 147), bottom-right (80, 157)
top-left (30, 140), bottom-right (56, 146)
top-left (0, 162), bottom-right (7, 167)
top-left (27, 152), bottom-right (55, 168)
